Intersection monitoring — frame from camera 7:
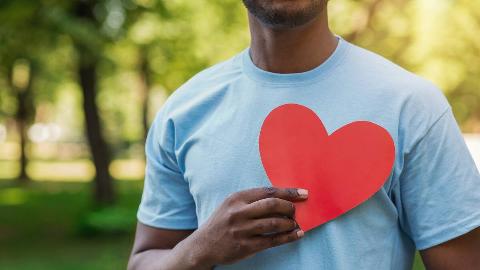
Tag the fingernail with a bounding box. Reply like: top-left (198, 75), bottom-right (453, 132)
top-left (297, 189), bottom-right (308, 198)
top-left (297, 230), bottom-right (304, 238)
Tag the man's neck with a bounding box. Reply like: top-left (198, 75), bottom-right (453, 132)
top-left (248, 9), bottom-right (337, 74)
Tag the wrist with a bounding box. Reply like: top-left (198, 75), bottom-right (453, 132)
top-left (173, 231), bottom-right (215, 270)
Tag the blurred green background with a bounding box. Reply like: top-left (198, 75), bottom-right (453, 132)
top-left (0, 0), bottom-right (479, 269)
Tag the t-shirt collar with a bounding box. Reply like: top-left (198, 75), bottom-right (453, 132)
top-left (242, 35), bottom-right (349, 86)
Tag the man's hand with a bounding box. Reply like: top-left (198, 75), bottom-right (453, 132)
top-left (185, 187), bottom-right (308, 267)
top-left (128, 187), bottom-right (308, 270)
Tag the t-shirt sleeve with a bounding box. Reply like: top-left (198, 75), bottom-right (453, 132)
top-left (398, 108), bottom-right (480, 250)
top-left (137, 109), bottom-right (198, 230)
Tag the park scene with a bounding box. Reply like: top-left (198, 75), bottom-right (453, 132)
top-left (1, 0), bottom-right (479, 269)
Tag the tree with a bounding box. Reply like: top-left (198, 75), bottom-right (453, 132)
top-left (8, 59), bottom-right (35, 182)
top-left (1, 0), bottom-right (119, 202)
top-left (72, 0), bottom-right (116, 204)
top-left (330, 0), bottom-right (480, 131)
top-left (0, 2), bottom-right (48, 183)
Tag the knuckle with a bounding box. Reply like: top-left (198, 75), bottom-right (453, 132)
top-left (286, 233), bottom-right (296, 242)
top-left (286, 188), bottom-right (298, 198)
top-left (236, 239), bottom-right (249, 253)
top-left (232, 241), bottom-right (243, 253)
top-left (291, 219), bottom-right (297, 230)
top-left (225, 192), bottom-right (238, 203)
top-left (226, 209), bottom-right (240, 224)
top-left (240, 239), bottom-right (249, 250)
top-left (269, 219), bottom-right (279, 230)
top-left (265, 199), bottom-right (277, 210)
top-left (263, 186), bottom-right (277, 197)
top-left (229, 227), bottom-right (242, 239)
top-left (270, 235), bottom-right (281, 246)
top-left (232, 208), bottom-right (243, 218)
top-left (283, 219), bottom-right (295, 231)
top-left (255, 222), bottom-right (265, 232)
top-left (290, 202), bottom-right (296, 215)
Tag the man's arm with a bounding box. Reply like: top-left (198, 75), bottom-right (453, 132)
top-left (420, 227), bottom-right (480, 270)
top-left (127, 224), bottom-right (198, 270)
top-left (128, 187), bottom-right (308, 270)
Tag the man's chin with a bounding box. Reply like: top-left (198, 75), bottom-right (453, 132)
top-left (243, 0), bottom-right (324, 29)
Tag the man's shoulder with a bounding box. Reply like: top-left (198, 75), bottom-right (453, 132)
top-left (344, 40), bottom-right (450, 116)
top-left (344, 41), bottom-right (430, 90)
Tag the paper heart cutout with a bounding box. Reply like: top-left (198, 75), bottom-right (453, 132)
top-left (259, 104), bottom-right (395, 232)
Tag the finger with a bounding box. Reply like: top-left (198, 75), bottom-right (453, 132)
top-left (232, 187), bottom-right (308, 204)
top-left (243, 198), bottom-right (296, 219)
top-left (252, 229), bottom-right (304, 251)
top-left (244, 217), bottom-right (297, 235)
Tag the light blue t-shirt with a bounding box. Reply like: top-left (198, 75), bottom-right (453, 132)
top-left (137, 36), bottom-right (480, 269)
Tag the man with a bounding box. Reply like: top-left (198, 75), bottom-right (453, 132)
top-left (128, 1), bottom-right (480, 269)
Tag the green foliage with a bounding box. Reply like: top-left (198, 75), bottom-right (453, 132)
top-left (77, 205), bottom-right (137, 236)
top-left (0, 181), bottom-right (142, 270)
top-left (0, 0), bottom-right (252, 148)
top-left (1, 0), bottom-right (479, 146)
top-left (330, 0), bottom-right (480, 131)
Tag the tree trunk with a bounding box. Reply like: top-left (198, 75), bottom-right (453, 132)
top-left (16, 91), bottom-right (29, 183)
top-left (139, 50), bottom-right (151, 139)
top-left (74, 0), bottom-right (115, 205)
top-left (9, 60), bottom-right (34, 183)
top-left (78, 55), bottom-right (115, 205)
top-left (17, 112), bottom-right (28, 182)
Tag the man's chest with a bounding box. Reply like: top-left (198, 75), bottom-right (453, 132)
top-left (181, 125), bottom-right (269, 223)
top-left (177, 101), bottom-right (401, 226)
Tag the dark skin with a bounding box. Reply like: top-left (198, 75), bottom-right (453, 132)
top-left (420, 228), bottom-right (480, 269)
top-left (129, 0), bottom-right (480, 269)
top-left (128, 187), bottom-right (308, 270)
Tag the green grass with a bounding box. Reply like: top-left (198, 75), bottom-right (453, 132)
top-left (0, 181), bottom-right (143, 270)
top-left (0, 180), bottom-right (426, 269)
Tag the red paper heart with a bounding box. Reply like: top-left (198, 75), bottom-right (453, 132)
top-left (259, 104), bottom-right (395, 232)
